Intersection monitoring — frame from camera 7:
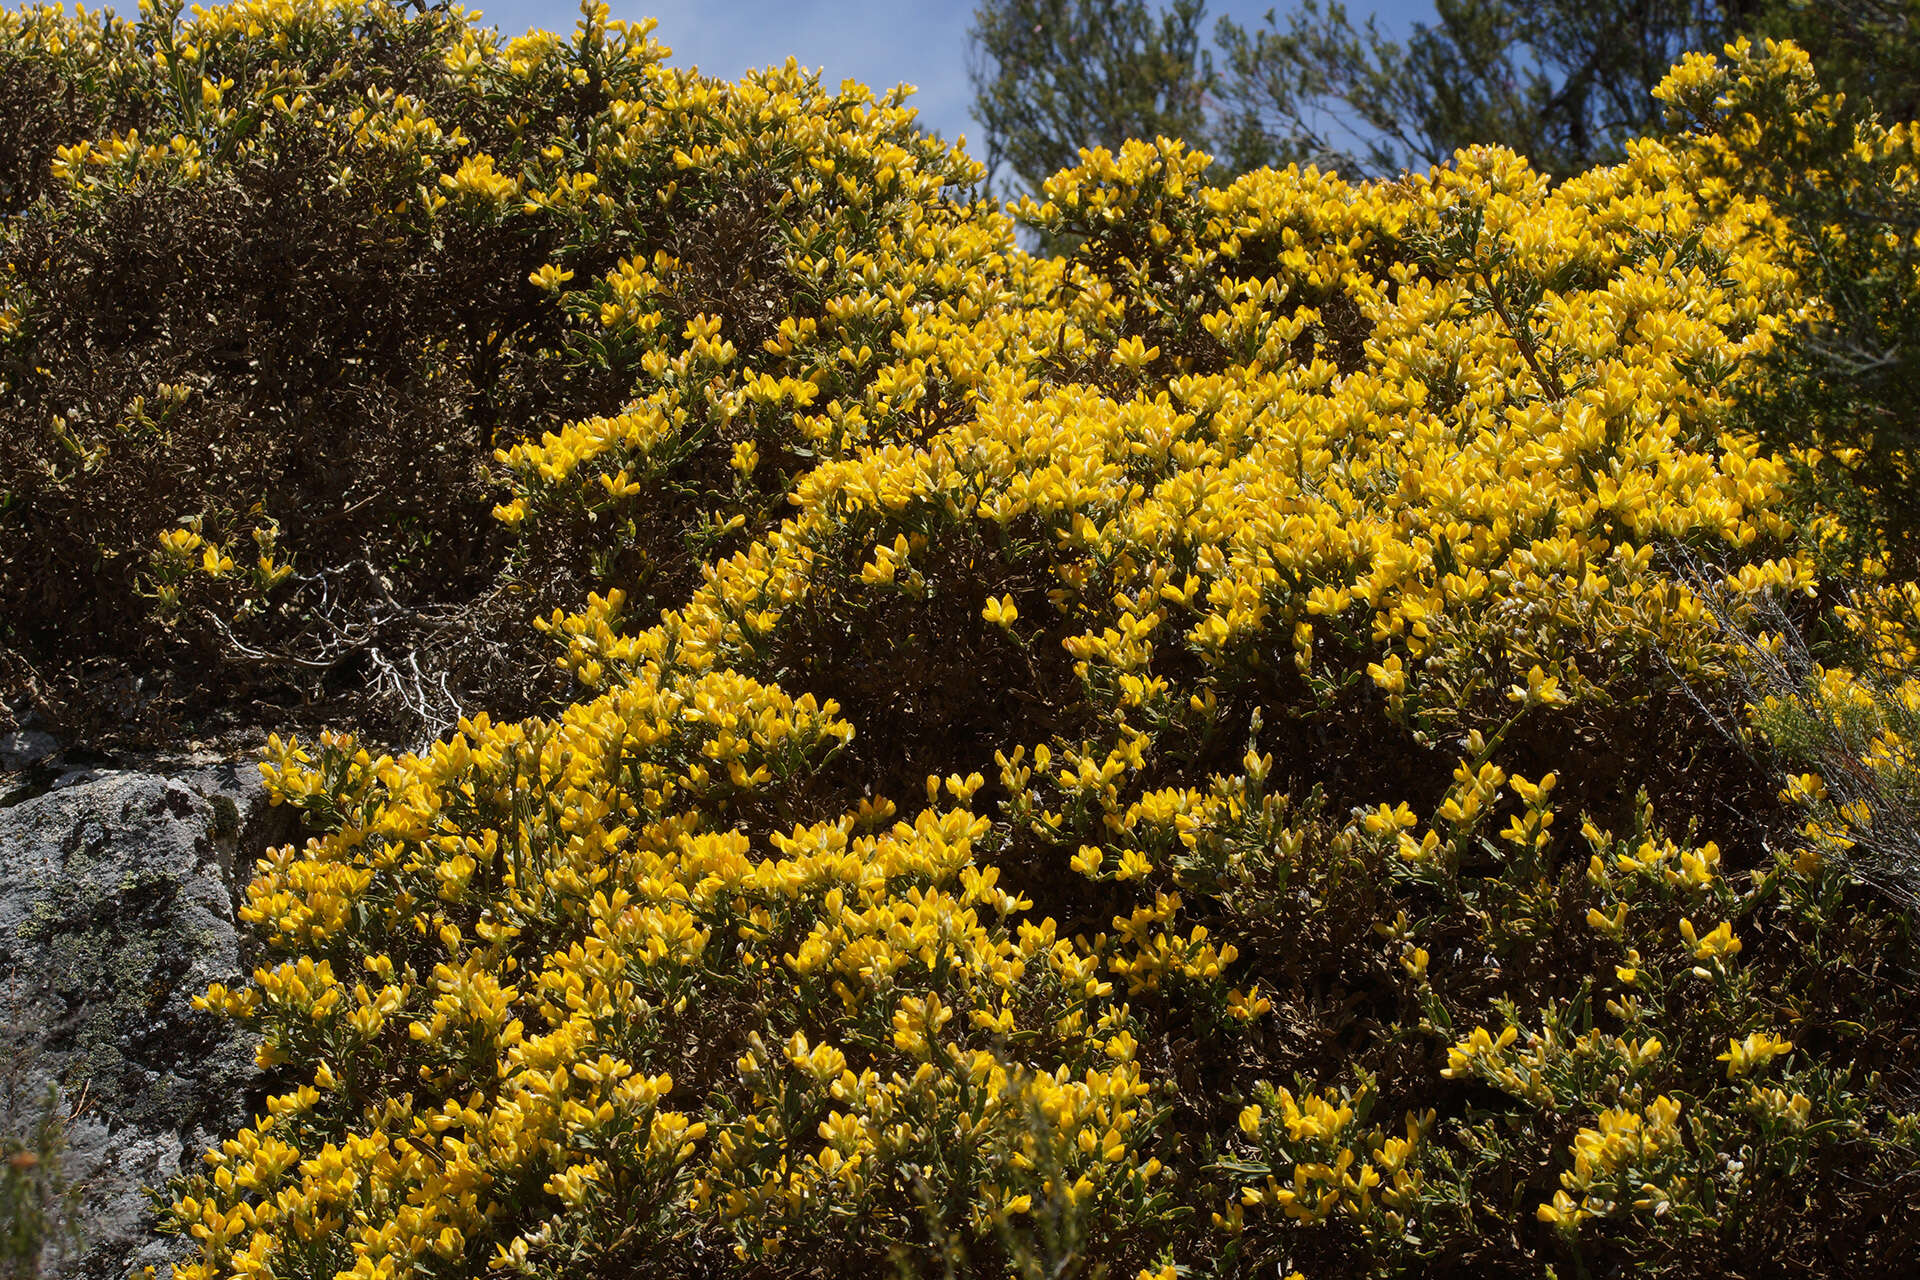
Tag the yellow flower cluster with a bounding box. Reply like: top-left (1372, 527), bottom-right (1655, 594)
top-left (1536, 1095), bottom-right (1686, 1231)
top-left (116, 9), bottom-right (1920, 1276)
top-left (1233, 1082), bottom-right (1434, 1238)
top-left (175, 663), bottom-right (1169, 1271)
top-left (147, 512), bottom-right (294, 621)
top-left (1444, 1019), bottom-right (1666, 1110)
top-left (488, 50), bottom-right (1010, 574)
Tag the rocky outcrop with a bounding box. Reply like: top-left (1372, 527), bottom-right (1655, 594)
top-left (0, 760), bottom-right (285, 1280)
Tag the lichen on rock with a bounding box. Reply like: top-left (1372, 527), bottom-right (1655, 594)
top-left (0, 769), bottom-right (272, 1280)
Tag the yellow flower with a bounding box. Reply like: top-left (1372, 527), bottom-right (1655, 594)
top-left (1536, 1188), bottom-right (1586, 1231)
top-left (1718, 1031), bottom-right (1792, 1078)
top-left (1366, 652), bottom-right (1407, 694)
top-left (1507, 664), bottom-right (1569, 707)
top-left (981, 594), bottom-right (1018, 627)
top-left (157, 527), bottom-right (203, 558)
top-left (1679, 917), bottom-right (1743, 962)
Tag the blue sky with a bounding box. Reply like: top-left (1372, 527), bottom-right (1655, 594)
top-left (469, 1), bottom-right (1438, 154)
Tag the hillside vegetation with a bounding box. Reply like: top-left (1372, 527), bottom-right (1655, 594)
top-left (4, 1), bottom-right (1920, 1276)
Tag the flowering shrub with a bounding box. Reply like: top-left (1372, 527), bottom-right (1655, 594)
top-left (1658, 37), bottom-right (1920, 574)
top-left (1, 2), bottom-right (1912, 1274)
top-left (0, 0), bottom-right (986, 738)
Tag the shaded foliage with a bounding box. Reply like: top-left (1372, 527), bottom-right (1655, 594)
top-left (968, 0), bottom-right (1211, 196)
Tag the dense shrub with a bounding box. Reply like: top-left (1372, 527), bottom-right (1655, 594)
top-left (0, 0), bottom-right (986, 741)
top-left (1659, 37), bottom-right (1920, 575)
top-left (4, 1), bottom-right (1917, 1274)
top-left (83, 9), bottom-right (1914, 1276)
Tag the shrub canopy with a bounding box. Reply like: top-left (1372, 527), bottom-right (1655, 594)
top-left (0, 0), bottom-right (986, 738)
top-left (4, 2), bottom-right (1920, 1277)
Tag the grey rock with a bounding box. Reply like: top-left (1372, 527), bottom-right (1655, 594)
top-left (0, 730), bottom-right (59, 773)
top-left (0, 769), bottom-right (275, 1280)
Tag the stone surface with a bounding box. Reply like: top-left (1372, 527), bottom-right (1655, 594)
top-left (0, 730), bottom-right (58, 773)
top-left (0, 767), bottom-right (278, 1280)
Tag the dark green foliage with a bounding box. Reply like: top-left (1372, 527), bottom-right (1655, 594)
top-left (976, 0), bottom-right (1920, 187)
top-left (1214, 0), bottom-right (1731, 177)
top-left (967, 0), bottom-right (1212, 196)
top-left (1751, 0), bottom-right (1920, 125)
